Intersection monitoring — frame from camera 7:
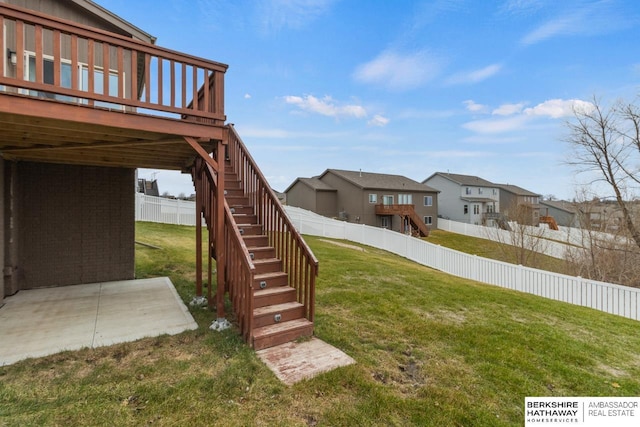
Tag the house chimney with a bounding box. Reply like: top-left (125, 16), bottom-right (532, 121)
top-left (359, 169), bottom-right (362, 177)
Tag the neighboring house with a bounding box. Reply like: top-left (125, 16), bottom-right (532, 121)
top-left (540, 200), bottom-right (579, 228)
top-left (285, 169), bottom-right (439, 235)
top-left (284, 177), bottom-right (337, 218)
top-left (495, 183), bottom-right (542, 226)
top-left (137, 178), bottom-right (160, 196)
top-left (422, 172), bottom-right (500, 226)
top-left (272, 188), bottom-right (286, 205)
top-left (574, 200), bottom-right (624, 232)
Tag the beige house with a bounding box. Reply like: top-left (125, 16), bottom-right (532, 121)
top-left (285, 169), bottom-right (438, 236)
top-left (496, 184), bottom-right (542, 226)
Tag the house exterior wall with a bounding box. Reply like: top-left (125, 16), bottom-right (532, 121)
top-left (285, 181), bottom-right (317, 212)
top-left (316, 190), bottom-right (337, 218)
top-left (0, 159), bottom-right (3, 305)
top-left (425, 175), bottom-right (501, 225)
top-left (540, 202), bottom-right (577, 228)
top-left (321, 172), bottom-right (438, 230)
top-left (2, 0), bottom-right (139, 98)
top-left (425, 175), bottom-right (467, 222)
top-left (3, 0), bottom-right (136, 36)
top-left (320, 173), bottom-right (365, 223)
top-left (500, 191), bottom-right (541, 226)
top-left (14, 162), bottom-right (134, 289)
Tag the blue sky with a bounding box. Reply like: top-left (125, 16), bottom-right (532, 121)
top-left (99, 0), bottom-right (640, 200)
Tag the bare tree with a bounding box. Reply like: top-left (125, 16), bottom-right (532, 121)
top-left (486, 200), bottom-right (549, 268)
top-left (565, 191), bottom-right (640, 287)
top-left (566, 97), bottom-right (640, 249)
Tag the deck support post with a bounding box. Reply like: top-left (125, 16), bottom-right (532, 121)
top-left (215, 135), bottom-right (226, 319)
top-left (195, 162), bottom-right (203, 298)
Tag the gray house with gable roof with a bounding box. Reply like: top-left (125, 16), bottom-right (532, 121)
top-left (285, 169), bottom-right (439, 235)
top-left (422, 172), bottom-right (501, 225)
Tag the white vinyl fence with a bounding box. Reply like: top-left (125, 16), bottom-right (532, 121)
top-left (438, 218), bottom-right (574, 259)
top-left (134, 195), bottom-right (640, 321)
top-left (438, 218), bottom-right (629, 254)
top-left (135, 193), bottom-right (200, 226)
top-left (284, 206), bottom-right (640, 322)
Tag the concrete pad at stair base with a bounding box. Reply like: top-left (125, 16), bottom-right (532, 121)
top-left (257, 337), bottom-right (356, 385)
top-left (0, 277), bottom-right (197, 366)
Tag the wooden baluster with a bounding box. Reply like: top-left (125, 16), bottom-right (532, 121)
top-left (102, 42), bottom-right (109, 97)
top-left (157, 57), bottom-right (163, 105)
top-left (53, 30), bottom-right (61, 87)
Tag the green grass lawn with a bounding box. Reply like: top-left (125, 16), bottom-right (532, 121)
top-left (426, 229), bottom-right (570, 274)
top-left (1, 222), bottom-right (639, 426)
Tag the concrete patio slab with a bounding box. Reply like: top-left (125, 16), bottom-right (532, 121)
top-left (257, 337), bottom-right (356, 385)
top-left (0, 277), bottom-right (197, 366)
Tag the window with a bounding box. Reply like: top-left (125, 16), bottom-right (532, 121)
top-left (424, 196), bottom-right (433, 206)
top-left (464, 205), bottom-right (468, 214)
top-left (381, 216), bottom-right (390, 228)
top-left (80, 65), bottom-right (124, 110)
top-left (465, 187), bottom-right (471, 195)
top-left (398, 194), bottom-right (412, 204)
top-left (478, 188), bottom-right (483, 194)
top-left (383, 195), bottom-right (394, 205)
top-left (473, 205), bottom-right (480, 215)
top-left (493, 188), bottom-right (497, 195)
top-left (24, 52), bottom-right (72, 100)
top-left (369, 194), bottom-right (378, 204)
top-left (424, 216), bottom-right (432, 225)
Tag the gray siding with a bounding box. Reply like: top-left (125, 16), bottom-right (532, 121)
top-left (425, 174), bottom-right (468, 222)
top-left (13, 162), bottom-right (135, 290)
top-left (286, 181), bottom-right (317, 212)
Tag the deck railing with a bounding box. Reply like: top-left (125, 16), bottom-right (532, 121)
top-left (193, 156), bottom-right (256, 342)
top-left (227, 125), bottom-right (318, 321)
top-left (0, 3), bottom-right (226, 122)
top-left (375, 203), bottom-right (416, 216)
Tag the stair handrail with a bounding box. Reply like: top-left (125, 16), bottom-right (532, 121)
top-left (195, 157), bottom-right (256, 342)
top-left (226, 125), bottom-right (319, 321)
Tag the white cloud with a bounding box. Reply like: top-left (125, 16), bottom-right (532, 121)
top-left (397, 108), bottom-right (456, 120)
top-left (463, 115), bottom-right (530, 134)
top-left (521, 15), bottom-right (577, 45)
top-left (492, 102), bottom-right (525, 116)
top-left (519, 2), bottom-right (634, 46)
top-left (284, 95), bottom-right (368, 119)
top-left (368, 115), bottom-right (390, 127)
top-left (523, 99), bottom-right (594, 118)
top-left (244, 93), bottom-right (252, 99)
top-left (353, 49), bottom-right (444, 91)
top-left (238, 126), bottom-right (349, 139)
top-left (462, 98), bottom-right (595, 135)
top-left (446, 63), bottom-right (502, 85)
top-left (257, 0), bottom-right (336, 32)
top-left (463, 100), bottom-right (489, 113)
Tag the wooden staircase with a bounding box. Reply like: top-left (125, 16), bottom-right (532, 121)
top-left (539, 215), bottom-right (559, 230)
top-left (189, 127), bottom-right (318, 351)
top-left (224, 167), bottom-right (313, 350)
top-left (375, 204), bottom-right (430, 237)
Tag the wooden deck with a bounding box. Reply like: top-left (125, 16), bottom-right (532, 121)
top-left (0, 2), bottom-right (227, 170)
top-left (375, 203), bottom-right (430, 237)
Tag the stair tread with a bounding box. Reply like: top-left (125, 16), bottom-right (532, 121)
top-left (254, 285), bottom-right (293, 296)
top-left (253, 301), bottom-right (303, 316)
top-left (253, 318), bottom-right (312, 337)
top-left (254, 271), bottom-right (288, 280)
top-left (253, 257), bottom-right (280, 264)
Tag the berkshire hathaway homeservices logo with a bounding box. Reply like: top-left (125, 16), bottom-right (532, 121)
top-left (525, 397), bottom-right (639, 426)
